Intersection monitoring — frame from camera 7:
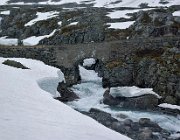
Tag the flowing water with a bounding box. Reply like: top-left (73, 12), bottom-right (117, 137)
top-left (38, 65), bottom-right (180, 139)
top-left (67, 66), bottom-right (180, 136)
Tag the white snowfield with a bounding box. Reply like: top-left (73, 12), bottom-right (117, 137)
top-left (158, 103), bottom-right (180, 110)
top-left (25, 11), bottom-right (59, 26)
top-left (0, 0), bottom-right (179, 8)
top-left (0, 36), bottom-right (18, 46)
top-left (110, 86), bottom-right (161, 98)
top-left (0, 57), bottom-right (131, 140)
top-left (0, 10), bottom-right (10, 15)
top-left (83, 58), bottom-right (96, 67)
top-left (108, 21), bottom-right (135, 29)
top-left (23, 29), bottom-right (57, 46)
top-left (173, 10), bottom-right (180, 16)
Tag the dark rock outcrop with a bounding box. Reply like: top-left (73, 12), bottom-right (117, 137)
top-left (103, 89), bottom-right (159, 110)
top-left (82, 108), bottom-right (170, 140)
top-left (2, 59), bottom-right (29, 69)
top-left (55, 81), bottom-right (79, 102)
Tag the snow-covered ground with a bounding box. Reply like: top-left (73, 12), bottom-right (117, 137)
top-left (25, 11), bottom-right (59, 27)
top-left (110, 86), bottom-right (161, 98)
top-left (173, 10), bottom-right (180, 16)
top-left (23, 29), bottom-right (56, 46)
top-left (108, 21), bottom-right (135, 29)
top-left (68, 21), bottom-right (78, 26)
top-left (158, 103), bottom-right (180, 110)
top-left (1, 0), bottom-right (180, 8)
top-left (0, 36), bottom-right (18, 46)
top-left (0, 10), bottom-right (10, 15)
top-left (0, 57), bottom-right (131, 140)
top-left (83, 58), bottom-right (96, 67)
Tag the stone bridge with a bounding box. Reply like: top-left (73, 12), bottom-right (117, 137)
top-left (0, 37), bottom-right (179, 68)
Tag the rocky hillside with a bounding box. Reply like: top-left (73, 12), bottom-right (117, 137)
top-left (0, 0), bottom-right (180, 45)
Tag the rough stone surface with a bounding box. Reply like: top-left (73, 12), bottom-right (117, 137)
top-left (103, 89), bottom-right (159, 110)
top-left (56, 81), bottom-right (79, 102)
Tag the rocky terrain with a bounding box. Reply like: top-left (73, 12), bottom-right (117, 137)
top-left (0, 0), bottom-right (180, 140)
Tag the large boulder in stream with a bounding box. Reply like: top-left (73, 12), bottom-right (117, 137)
top-left (103, 87), bottom-right (160, 110)
top-left (55, 81), bottom-right (79, 102)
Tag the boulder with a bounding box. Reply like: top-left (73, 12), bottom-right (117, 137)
top-left (55, 81), bottom-right (79, 102)
top-left (103, 89), bottom-right (159, 110)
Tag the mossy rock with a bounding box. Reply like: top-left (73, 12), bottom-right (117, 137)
top-left (105, 60), bottom-right (124, 69)
top-left (2, 60), bottom-right (29, 69)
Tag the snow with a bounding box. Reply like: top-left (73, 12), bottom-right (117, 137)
top-left (0, 10), bottom-right (10, 15)
top-left (110, 86), bottom-right (161, 98)
top-left (83, 58), bottom-right (96, 67)
top-left (1, 0), bottom-right (179, 8)
top-left (173, 10), bottom-right (180, 16)
top-left (25, 11), bottom-right (59, 27)
top-left (58, 21), bottom-right (62, 26)
top-left (23, 29), bottom-right (56, 46)
top-left (68, 22), bottom-right (78, 26)
top-left (158, 103), bottom-right (180, 110)
top-left (108, 21), bottom-right (135, 29)
top-left (107, 8), bottom-right (153, 19)
top-left (0, 36), bottom-right (18, 46)
top-left (0, 57), bottom-right (131, 140)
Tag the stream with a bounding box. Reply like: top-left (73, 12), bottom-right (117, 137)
top-left (38, 64), bottom-right (180, 139)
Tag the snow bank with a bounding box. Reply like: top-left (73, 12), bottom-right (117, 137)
top-left (83, 58), bottom-right (96, 67)
top-left (0, 57), bottom-right (131, 140)
top-left (23, 29), bottom-right (56, 46)
top-left (1, 0), bottom-right (180, 8)
top-left (0, 36), bottom-right (18, 46)
top-left (0, 10), bottom-right (10, 15)
top-left (107, 21), bottom-right (135, 29)
top-left (25, 11), bottom-right (59, 26)
top-left (107, 8), bottom-right (154, 19)
top-left (173, 10), bottom-right (180, 16)
top-left (110, 86), bottom-right (161, 98)
top-left (68, 22), bottom-right (78, 26)
top-left (158, 103), bottom-right (180, 110)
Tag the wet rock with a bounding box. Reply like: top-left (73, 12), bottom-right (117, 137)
top-left (102, 65), bottom-right (134, 87)
top-left (103, 89), bottom-right (159, 110)
top-left (2, 59), bottom-right (29, 69)
top-left (164, 96), bottom-right (177, 104)
top-left (59, 66), bottom-right (80, 86)
top-left (55, 81), bottom-right (79, 102)
top-left (138, 128), bottom-right (153, 140)
top-left (123, 119), bottom-right (133, 126)
top-left (87, 108), bottom-right (118, 127)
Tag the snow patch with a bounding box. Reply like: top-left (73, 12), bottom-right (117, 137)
top-left (173, 10), bottom-right (180, 16)
top-left (0, 10), bottom-right (10, 15)
top-left (0, 0), bottom-right (180, 8)
top-left (158, 103), bottom-right (180, 111)
top-left (25, 11), bottom-right (59, 27)
top-left (83, 58), bottom-right (96, 67)
top-left (23, 29), bottom-right (56, 46)
top-left (58, 21), bottom-right (62, 26)
top-left (68, 21), bottom-right (78, 26)
top-left (110, 86), bottom-right (161, 98)
top-left (0, 57), bottom-right (131, 140)
top-left (107, 8), bottom-right (154, 19)
top-left (107, 21), bottom-right (135, 29)
top-left (0, 36), bottom-right (18, 46)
